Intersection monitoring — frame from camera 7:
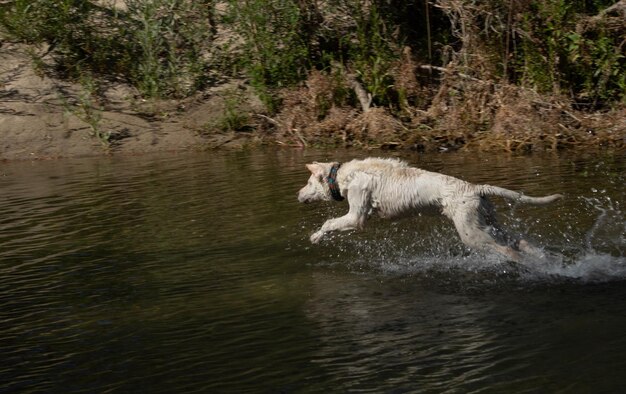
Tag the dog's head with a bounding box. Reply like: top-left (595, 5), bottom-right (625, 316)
top-left (298, 162), bottom-right (333, 203)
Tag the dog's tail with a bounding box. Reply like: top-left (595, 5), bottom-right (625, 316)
top-left (479, 185), bottom-right (563, 205)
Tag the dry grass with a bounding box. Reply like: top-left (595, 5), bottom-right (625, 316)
top-left (269, 61), bottom-right (625, 152)
top-left (274, 70), bottom-right (407, 148)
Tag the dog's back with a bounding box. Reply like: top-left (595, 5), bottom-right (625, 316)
top-left (341, 157), bottom-right (409, 173)
top-left (339, 158), bottom-right (453, 218)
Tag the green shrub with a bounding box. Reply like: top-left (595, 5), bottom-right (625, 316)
top-left (225, 0), bottom-right (308, 113)
top-left (350, 2), bottom-right (398, 108)
top-left (62, 72), bottom-right (109, 148)
top-left (517, 0), bottom-right (625, 105)
top-left (218, 90), bottom-right (250, 132)
top-left (125, 0), bottom-right (215, 98)
top-left (0, 0), bottom-right (215, 98)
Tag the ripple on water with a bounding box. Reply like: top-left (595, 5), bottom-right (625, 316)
top-left (1, 150), bottom-right (625, 392)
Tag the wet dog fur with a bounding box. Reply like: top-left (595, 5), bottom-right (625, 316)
top-left (298, 157), bottom-right (563, 262)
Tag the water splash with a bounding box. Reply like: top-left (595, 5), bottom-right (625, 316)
top-left (522, 195), bottom-right (626, 283)
top-left (365, 247), bottom-right (626, 285)
top-left (526, 252), bottom-right (626, 282)
top-left (316, 195), bottom-right (626, 284)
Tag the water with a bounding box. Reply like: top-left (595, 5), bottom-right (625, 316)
top-left (1, 149), bottom-right (625, 393)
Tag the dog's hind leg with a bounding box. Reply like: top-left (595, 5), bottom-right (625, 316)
top-left (310, 174), bottom-right (373, 244)
top-left (452, 220), bottom-right (523, 261)
top-left (446, 196), bottom-right (523, 262)
top-left (517, 239), bottom-right (547, 259)
top-left (486, 242), bottom-right (524, 262)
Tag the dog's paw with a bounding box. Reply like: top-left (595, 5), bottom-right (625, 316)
top-left (310, 231), bottom-right (325, 244)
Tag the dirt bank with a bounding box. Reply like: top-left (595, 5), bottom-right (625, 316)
top-left (1, 41), bottom-right (624, 161)
top-left (1, 42), bottom-right (264, 161)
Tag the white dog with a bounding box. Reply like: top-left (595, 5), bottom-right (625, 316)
top-left (298, 157), bottom-right (563, 261)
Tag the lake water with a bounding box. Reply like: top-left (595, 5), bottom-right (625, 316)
top-left (1, 149), bottom-right (625, 393)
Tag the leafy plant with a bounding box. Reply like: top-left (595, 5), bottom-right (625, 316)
top-left (225, 0), bottom-right (308, 113)
top-left (125, 0), bottom-right (215, 98)
top-left (65, 73), bottom-right (110, 148)
top-left (218, 90), bottom-right (250, 132)
top-left (0, 0), bottom-right (215, 99)
top-left (516, 0), bottom-right (624, 105)
top-left (350, 2), bottom-right (398, 108)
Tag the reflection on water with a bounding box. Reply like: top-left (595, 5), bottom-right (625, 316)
top-left (1, 150), bottom-right (625, 392)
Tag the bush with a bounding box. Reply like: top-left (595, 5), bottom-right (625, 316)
top-left (0, 0), bottom-right (216, 98)
top-left (437, 0), bottom-right (625, 107)
top-left (0, 0), bottom-right (622, 111)
top-left (125, 0), bottom-right (215, 98)
top-left (224, 0), bottom-right (309, 113)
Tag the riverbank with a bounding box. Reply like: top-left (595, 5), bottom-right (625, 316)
top-left (0, 42), bottom-right (265, 161)
top-left (1, 41), bottom-right (624, 161)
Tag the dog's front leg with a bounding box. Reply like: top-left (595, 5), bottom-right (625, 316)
top-left (310, 175), bottom-right (372, 244)
top-left (310, 216), bottom-right (360, 243)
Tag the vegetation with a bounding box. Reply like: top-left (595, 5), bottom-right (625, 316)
top-left (1, 0), bottom-right (624, 151)
top-left (72, 73), bottom-right (110, 147)
top-left (0, 0), bottom-right (214, 98)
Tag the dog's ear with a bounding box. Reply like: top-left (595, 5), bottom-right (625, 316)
top-left (306, 162), bottom-right (325, 179)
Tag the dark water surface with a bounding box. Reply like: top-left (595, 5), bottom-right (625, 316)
top-left (1, 149), bottom-right (625, 393)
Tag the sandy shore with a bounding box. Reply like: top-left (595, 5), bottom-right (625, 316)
top-left (1, 43), bottom-right (261, 161)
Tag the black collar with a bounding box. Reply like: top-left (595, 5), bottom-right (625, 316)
top-left (326, 163), bottom-right (344, 201)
